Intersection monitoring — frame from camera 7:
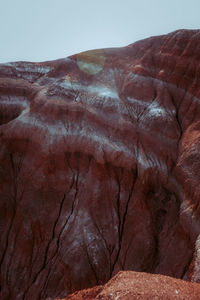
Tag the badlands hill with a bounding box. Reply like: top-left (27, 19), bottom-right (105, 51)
top-left (1, 29), bottom-right (200, 299)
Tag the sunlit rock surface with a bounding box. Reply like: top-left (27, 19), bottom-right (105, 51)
top-left (1, 29), bottom-right (200, 299)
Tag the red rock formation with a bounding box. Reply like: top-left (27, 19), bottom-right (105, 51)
top-left (1, 29), bottom-right (200, 299)
top-left (60, 271), bottom-right (200, 299)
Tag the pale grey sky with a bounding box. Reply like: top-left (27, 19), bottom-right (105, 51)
top-left (1, 0), bottom-right (200, 63)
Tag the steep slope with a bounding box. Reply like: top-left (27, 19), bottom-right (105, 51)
top-left (1, 29), bottom-right (200, 299)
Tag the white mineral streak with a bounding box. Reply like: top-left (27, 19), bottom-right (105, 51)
top-left (60, 79), bottom-right (119, 100)
top-left (127, 96), bottom-right (147, 107)
top-left (7, 62), bottom-right (52, 74)
top-left (147, 101), bottom-right (167, 118)
top-left (0, 95), bottom-right (29, 109)
top-left (59, 79), bottom-right (128, 116)
top-left (137, 145), bottom-right (167, 175)
top-left (15, 101), bottom-right (168, 172)
top-left (15, 112), bottom-right (135, 167)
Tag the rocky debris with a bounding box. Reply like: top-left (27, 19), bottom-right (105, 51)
top-left (1, 29), bottom-right (200, 299)
top-left (56, 271), bottom-right (200, 300)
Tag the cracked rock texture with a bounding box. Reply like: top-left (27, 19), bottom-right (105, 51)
top-left (1, 29), bottom-right (200, 299)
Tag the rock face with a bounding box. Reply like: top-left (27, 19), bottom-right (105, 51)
top-left (1, 29), bottom-right (200, 299)
top-left (62, 271), bottom-right (200, 300)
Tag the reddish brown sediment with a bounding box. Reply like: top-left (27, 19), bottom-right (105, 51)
top-left (1, 29), bottom-right (200, 299)
top-left (60, 271), bottom-right (200, 300)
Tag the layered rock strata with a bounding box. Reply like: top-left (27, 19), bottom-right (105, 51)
top-left (1, 29), bottom-right (200, 299)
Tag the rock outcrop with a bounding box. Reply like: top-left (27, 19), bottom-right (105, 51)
top-left (60, 271), bottom-right (200, 300)
top-left (1, 29), bottom-right (200, 299)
